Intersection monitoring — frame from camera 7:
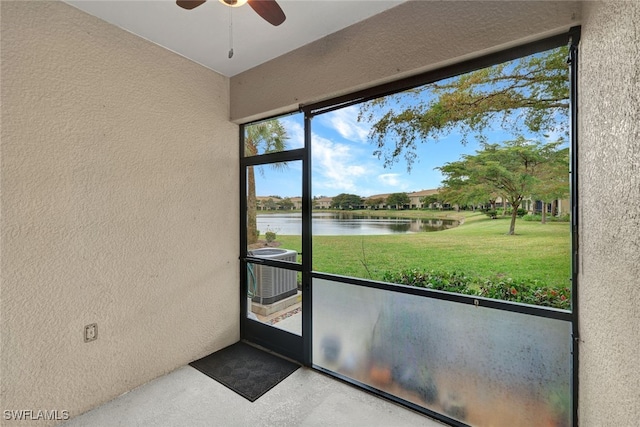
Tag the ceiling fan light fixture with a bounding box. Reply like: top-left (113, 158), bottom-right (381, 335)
top-left (177, 0), bottom-right (286, 26)
top-left (219, 0), bottom-right (248, 7)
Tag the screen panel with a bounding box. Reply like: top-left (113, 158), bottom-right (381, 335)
top-left (313, 278), bottom-right (572, 426)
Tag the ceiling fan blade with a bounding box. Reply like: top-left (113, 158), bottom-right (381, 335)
top-left (176, 0), bottom-right (207, 10)
top-left (247, 0), bottom-right (286, 26)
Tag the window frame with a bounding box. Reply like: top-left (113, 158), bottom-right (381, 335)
top-left (240, 26), bottom-right (581, 426)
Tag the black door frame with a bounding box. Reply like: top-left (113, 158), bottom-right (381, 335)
top-left (239, 129), bottom-right (311, 365)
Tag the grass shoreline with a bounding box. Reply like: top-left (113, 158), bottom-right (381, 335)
top-left (258, 208), bottom-right (467, 220)
top-left (266, 210), bottom-right (570, 288)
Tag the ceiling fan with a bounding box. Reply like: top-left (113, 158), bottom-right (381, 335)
top-left (176, 0), bottom-right (286, 26)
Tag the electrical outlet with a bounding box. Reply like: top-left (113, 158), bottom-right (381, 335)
top-left (84, 323), bottom-right (98, 343)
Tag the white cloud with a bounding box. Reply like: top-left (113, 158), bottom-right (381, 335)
top-left (312, 133), bottom-right (368, 193)
top-left (311, 135), bottom-right (414, 196)
top-left (377, 173), bottom-right (410, 191)
top-left (320, 106), bottom-right (370, 143)
top-left (378, 173), bottom-right (401, 186)
top-left (280, 116), bottom-right (305, 149)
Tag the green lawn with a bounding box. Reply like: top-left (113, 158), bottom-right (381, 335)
top-left (275, 210), bottom-right (571, 288)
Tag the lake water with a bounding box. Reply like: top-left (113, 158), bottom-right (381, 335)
top-left (257, 212), bottom-right (459, 236)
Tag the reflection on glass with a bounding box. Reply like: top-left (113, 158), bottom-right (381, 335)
top-left (313, 278), bottom-right (572, 426)
top-left (246, 262), bottom-right (301, 336)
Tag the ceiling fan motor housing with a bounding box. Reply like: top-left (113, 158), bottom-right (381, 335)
top-left (177, 0), bottom-right (286, 26)
top-left (221, 0), bottom-right (246, 7)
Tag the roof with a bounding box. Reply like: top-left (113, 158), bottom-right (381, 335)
top-left (408, 189), bottom-right (439, 197)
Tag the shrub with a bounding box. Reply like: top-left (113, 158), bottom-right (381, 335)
top-left (501, 208), bottom-right (527, 217)
top-left (382, 269), bottom-right (571, 309)
top-left (484, 210), bottom-right (498, 219)
top-left (523, 214), bottom-right (570, 222)
top-left (265, 231), bottom-right (277, 243)
top-left (382, 269), bottom-right (476, 295)
top-left (477, 277), bottom-right (570, 309)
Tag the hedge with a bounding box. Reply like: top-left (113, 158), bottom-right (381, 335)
top-left (381, 269), bottom-right (571, 310)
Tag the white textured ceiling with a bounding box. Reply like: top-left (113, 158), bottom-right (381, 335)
top-left (65, 0), bottom-right (406, 77)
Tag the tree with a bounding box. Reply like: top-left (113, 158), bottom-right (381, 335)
top-left (386, 192), bottom-right (410, 209)
top-left (530, 146), bottom-right (569, 224)
top-left (419, 194), bottom-right (440, 209)
top-left (365, 197), bottom-right (385, 210)
top-left (330, 193), bottom-right (363, 209)
top-left (278, 197), bottom-right (295, 210)
top-left (264, 198), bottom-right (279, 211)
top-left (358, 46), bottom-right (569, 170)
top-left (437, 159), bottom-right (500, 212)
top-left (438, 137), bottom-right (567, 235)
top-left (245, 120), bottom-right (288, 244)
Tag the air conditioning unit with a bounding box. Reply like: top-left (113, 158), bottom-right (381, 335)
top-left (250, 248), bottom-right (298, 305)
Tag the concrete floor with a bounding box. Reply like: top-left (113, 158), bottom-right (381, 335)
top-left (62, 363), bottom-right (445, 427)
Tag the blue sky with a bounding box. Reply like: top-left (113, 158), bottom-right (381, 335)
top-left (252, 47), bottom-right (568, 199)
top-left (253, 96), bottom-right (566, 200)
top-left (254, 107), bottom-right (502, 199)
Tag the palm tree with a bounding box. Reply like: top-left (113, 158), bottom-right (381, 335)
top-left (245, 120), bottom-right (288, 245)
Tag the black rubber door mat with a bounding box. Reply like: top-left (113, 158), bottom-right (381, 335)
top-left (189, 341), bottom-right (300, 402)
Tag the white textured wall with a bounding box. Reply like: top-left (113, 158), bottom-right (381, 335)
top-left (1, 2), bottom-right (239, 425)
top-left (230, 0), bottom-right (581, 122)
top-left (578, 1), bottom-right (640, 424)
